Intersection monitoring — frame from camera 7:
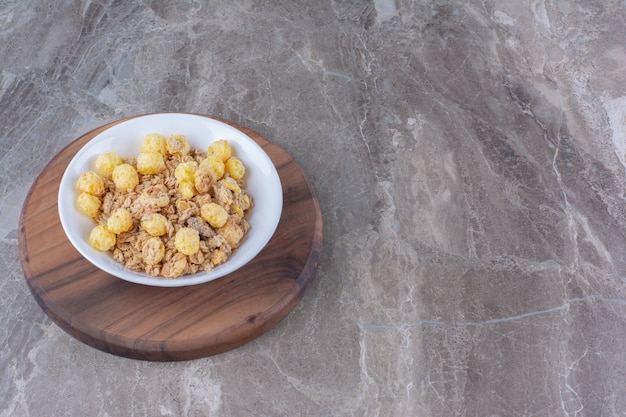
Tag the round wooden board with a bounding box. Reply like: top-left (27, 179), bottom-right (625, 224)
top-left (18, 114), bottom-right (322, 361)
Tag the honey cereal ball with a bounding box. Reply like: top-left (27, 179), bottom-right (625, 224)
top-left (174, 161), bottom-right (198, 183)
top-left (76, 192), bottom-right (101, 218)
top-left (142, 133), bottom-right (167, 155)
top-left (141, 213), bottom-right (168, 236)
top-left (225, 157), bottom-right (245, 180)
top-left (88, 225), bottom-right (116, 251)
top-left (77, 171), bottom-right (105, 196)
top-left (94, 152), bottom-right (123, 178)
top-left (112, 163), bottom-right (139, 192)
top-left (179, 181), bottom-right (195, 199)
top-left (136, 151), bottom-right (165, 175)
top-left (107, 208), bottom-right (134, 234)
top-left (174, 227), bottom-right (200, 256)
top-left (207, 139), bottom-right (232, 162)
top-left (142, 237), bottom-right (165, 265)
top-left (200, 202), bottom-right (228, 228)
top-left (167, 134), bottom-right (190, 156)
top-left (199, 156), bottom-right (225, 179)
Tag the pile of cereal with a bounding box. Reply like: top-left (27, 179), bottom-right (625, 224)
top-left (75, 133), bottom-right (253, 278)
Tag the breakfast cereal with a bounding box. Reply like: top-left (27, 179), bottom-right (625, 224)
top-left (75, 133), bottom-right (253, 278)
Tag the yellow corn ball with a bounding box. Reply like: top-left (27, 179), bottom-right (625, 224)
top-left (174, 161), bottom-right (198, 183)
top-left (136, 151), bottom-right (164, 175)
top-left (174, 227), bottom-right (200, 256)
top-left (217, 217), bottom-right (244, 248)
top-left (76, 192), bottom-right (101, 218)
top-left (142, 133), bottom-right (167, 155)
top-left (167, 134), bottom-right (190, 156)
top-left (112, 163), bottom-right (139, 192)
top-left (199, 156), bottom-right (225, 179)
top-left (179, 181), bottom-right (195, 199)
top-left (207, 139), bottom-right (232, 162)
top-left (107, 208), bottom-right (134, 234)
top-left (94, 152), bottom-right (122, 178)
top-left (77, 171), bottom-right (105, 196)
top-left (200, 202), bottom-right (228, 228)
top-left (141, 213), bottom-right (168, 236)
top-left (88, 225), bottom-right (116, 251)
top-left (221, 177), bottom-right (241, 194)
top-left (142, 237), bottom-right (165, 265)
top-left (225, 157), bottom-right (245, 180)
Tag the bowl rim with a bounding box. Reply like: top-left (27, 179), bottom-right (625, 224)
top-left (58, 112), bottom-right (283, 287)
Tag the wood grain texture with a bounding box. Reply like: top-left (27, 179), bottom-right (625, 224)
top-left (18, 114), bottom-right (322, 361)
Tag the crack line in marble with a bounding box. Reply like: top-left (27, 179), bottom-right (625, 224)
top-left (357, 294), bottom-right (626, 330)
top-left (322, 70), bottom-right (352, 81)
top-left (608, 271), bottom-right (626, 283)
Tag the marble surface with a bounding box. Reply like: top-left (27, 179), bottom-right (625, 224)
top-left (2, 1), bottom-right (626, 416)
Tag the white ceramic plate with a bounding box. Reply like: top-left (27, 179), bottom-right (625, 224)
top-left (58, 113), bottom-right (282, 287)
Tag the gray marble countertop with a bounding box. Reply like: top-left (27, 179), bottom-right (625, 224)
top-left (2, 1), bottom-right (626, 416)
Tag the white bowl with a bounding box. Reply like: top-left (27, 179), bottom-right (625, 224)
top-left (58, 113), bottom-right (282, 287)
